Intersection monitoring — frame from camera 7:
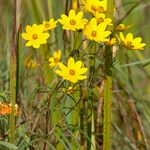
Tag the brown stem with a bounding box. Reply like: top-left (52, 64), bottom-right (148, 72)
top-left (9, 0), bottom-right (17, 143)
top-left (11, 0), bottom-right (17, 59)
top-left (43, 98), bottom-right (51, 150)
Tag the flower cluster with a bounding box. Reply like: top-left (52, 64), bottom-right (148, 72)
top-left (49, 50), bottom-right (61, 68)
top-left (25, 58), bottom-right (39, 69)
top-left (48, 49), bottom-right (88, 83)
top-left (22, 19), bottom-right (57, 49)
top-left (0, 101), bottom-right (19, 116)
top-left (21, 0), bottom-right (146, 83)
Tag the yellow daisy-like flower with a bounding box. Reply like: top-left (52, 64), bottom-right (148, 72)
top-left (94, 12), bottom-right (112, 25)
top-left (49, 50), bottom-right (61, 68)
top-left (55, 57), bottom-right (88, 83)
top-left (105, 37), bottom-right (116, 46)
top-left (43, 18), bottom-right (57, 31)
top-left (119, 32), bottom-right (146, 50)
top-left (22, 24), bottom-right (49, 49)
top-left (82, 0), bottom-right (107, 14)
top-left (115, 24), bottom-right (132, 32)
top-left (83, 18), bottom-right (111, 43)
top-left (58, 9), bottom-right (88, 31)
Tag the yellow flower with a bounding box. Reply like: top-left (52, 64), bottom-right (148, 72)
top-left (72, 0), bottom-right (79, 11)
top-left (115, 24), bottom-right (132, 32)
top-left (58, 9), bottom-right (88, 31)
top-left (83, 18), bottom-right (111, 43)
top-left (94, 12), bottom-right (112, 25)
top-left (56, 57), bottom-right (88, 83)
top-left (25, 58), bottom-right (39, 69)
top-left (119, 32), bottom-right (146, 50)
top-left (82, 0), bottom-right (107, 14)
top-left (43, 18), bottom-right (57, 31)
top-left (105, 37), bottom-right (116, 46)
top-left (22, 24), bottom-right (49, 49)
top-left (137, 131), bottom-right (142, 142)
top-left (49, 50), bottom-right (61, 68)
top-left (63, 86), bottom-right (77, 94)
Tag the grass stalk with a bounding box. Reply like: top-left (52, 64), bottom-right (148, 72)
top-left (9, 0), bottom-right (17, 144)
top-left (91, 112), bottom-right (96, 150)
top-left (103, 0), bottom-right (114, 150)
top-left (31, 0), bottom-right (41, 23)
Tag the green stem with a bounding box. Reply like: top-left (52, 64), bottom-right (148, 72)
top-left (87, 42), bottom-right (96, 149)
top-left (47, 0), bottom-right (55, 49)
top-left (31, 0), bottom-right (52, 85)
top-left (103, 0), bottom-right (114, 150)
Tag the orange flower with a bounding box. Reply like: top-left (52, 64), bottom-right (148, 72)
top-left (0, 102), bottom-right (19, 116)
top-left (0, 104), bottom-right (12, 115)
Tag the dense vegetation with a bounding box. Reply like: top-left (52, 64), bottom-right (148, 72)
top-left (0, 0), bottom-right (150, 149)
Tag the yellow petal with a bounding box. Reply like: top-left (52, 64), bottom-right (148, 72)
top-left (126, 33), bottom-right (133, 41)
top-left (119, 32), bottom-right (125, 41)
top-left (59, 62), bottom-right (68, 71)
top-left (69, 9), bottom-right (76, 17)
top-left (33, 42), bottom-right (40, 49)
top-left (78, 75), bottom-right (87, 80)
top-left (133, 37), bottom-right (142, 44)
top-left (22, 33), bottom-right (29, 40)
top-left (77, 11), bottom-right (83, 19)
top-left (75, 61), bottom-right (82, 69)
top-left (67, 57), bottom-right (75, 68)
top-left (49, 57), bottom-right (54, 62)
top-left (79, 68), bottom-right (88, 74)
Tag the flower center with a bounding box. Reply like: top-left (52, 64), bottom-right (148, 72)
top-left (98, 6), bottom-right (104, 13)
top-left (98, 17), bottom-right (104, 23)
top-left (69, 69), bottom-right (75, 76)
top-left (32, 34), bottom-right (38, 40)
top-left (91, 31), bottom-right (97, 37)
top-left (91, 5), bottom-right (97, 12)
top-left (126, 41), bottom-right (134, 48)
top-left (45, 23), bottom-right (50, 28)
top-left (70, 19), bottom-right (76, 25)
top-left (54, 58), bottom-right (59, 63)
top-left (123, 41), bottom-right (134, 49)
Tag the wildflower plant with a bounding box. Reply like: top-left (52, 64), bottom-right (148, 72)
top-left (42, 18), bottom-right (57, 31)
top-left (83, 18), bottom-right (111, 42)
top-left (55, 57), bottom-right (88, 83)
top-left (22, 24), bottom-right (49, 48)
top-left (119, 32), bottom-right (146, 50)
top-left (3, 0), bottom-right (147, 149)
top-left (49, 50), bottom-right (61, 68)
top-left (58, 9), bottom-right (88, 31)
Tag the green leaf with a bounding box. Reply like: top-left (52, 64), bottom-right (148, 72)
top-left (0, 141), bottom-right (18, 150)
